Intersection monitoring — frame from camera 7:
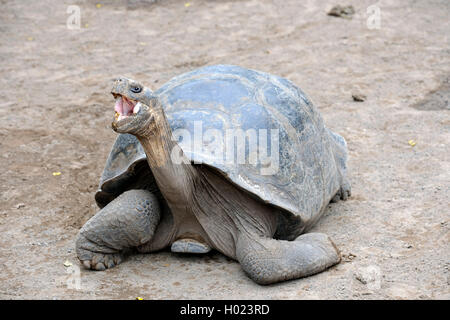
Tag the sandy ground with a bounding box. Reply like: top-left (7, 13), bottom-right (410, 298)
top-left (0, 0), bottom-right (449, 300)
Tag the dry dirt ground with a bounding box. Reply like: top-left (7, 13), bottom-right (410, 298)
top-left (0, 0), bottom-right (449, 300)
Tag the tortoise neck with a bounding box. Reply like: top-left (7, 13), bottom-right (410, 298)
top-left (137, 110), bottom-right (174, 167)
top-left (136, 109), bottom-right (197, 199)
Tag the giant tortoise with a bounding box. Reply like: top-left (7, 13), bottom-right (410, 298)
top-left (75, 65), bottom-right (351, 285)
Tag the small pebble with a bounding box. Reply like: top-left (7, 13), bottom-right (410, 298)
top-left (352, 93), bottom-right (367, 102)
top-left (355, 274), bottom-right (367, 284)
top-left (16, 203), bottom-right (25, 209)
top-left (328, 5), bottom-right (355, 19)
top-left (342, 252), bottom-right (357, 262)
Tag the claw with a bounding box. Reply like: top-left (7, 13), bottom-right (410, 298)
top-left (113, 255), bottom-right (122, 265)
top-left (94, 262), bottom-right (106, 271)
top-left (106, 259), bottom-right (115, 269)
top-left (82, 260), bottom-right (91, 269)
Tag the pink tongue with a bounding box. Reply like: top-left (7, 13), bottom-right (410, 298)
top-left (114, 97), bottom-right (135, 116)
top-left (122, 98), bottom-right (134, 115)
top-left (114, 97), bottom-right (123, 114)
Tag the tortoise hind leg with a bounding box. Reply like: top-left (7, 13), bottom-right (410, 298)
top-left (331, 178), bottom-right (352, 202)
top-left (327, 128), bottom-right (352, 203)
top-left (236, 233), bottom-right (341, 285)
top-left (76, 189), bottom-right (160, 270)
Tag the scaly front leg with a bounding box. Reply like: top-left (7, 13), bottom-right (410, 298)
top-left (76, 189), bottom-right (160, 270)
top-left (236, 232), bottom-right (341, 285)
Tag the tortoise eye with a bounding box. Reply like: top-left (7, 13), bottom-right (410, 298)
top-left (131, 86), bottom-right (142, 93)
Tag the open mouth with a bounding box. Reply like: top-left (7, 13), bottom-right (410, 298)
top-left (113, 94), bottom-right (140, 121)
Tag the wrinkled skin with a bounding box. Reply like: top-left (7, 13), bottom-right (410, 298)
top-left (76, 69), bottom-right (350, 284)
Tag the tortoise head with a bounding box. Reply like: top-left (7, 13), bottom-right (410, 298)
top-left (111, 77), bottom-right (159, 136)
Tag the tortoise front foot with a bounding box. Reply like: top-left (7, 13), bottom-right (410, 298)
top-left (76, 237), bottom-right (125, 271)
top-left (75, 189), bottom-right (161, 271)
top-left (236, 233), bottom-right (341, 285)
